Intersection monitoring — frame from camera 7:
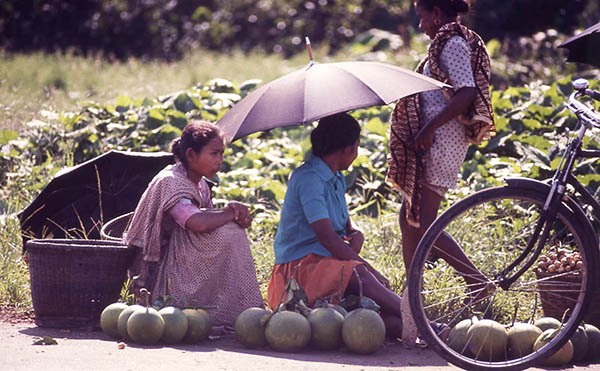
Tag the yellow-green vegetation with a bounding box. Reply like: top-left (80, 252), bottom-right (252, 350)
top-left (1, 33), bottom-right (599, 325)
top-left (0, 200), bottom-right (30, 310)
top-left (0, 47), bottom-right (338, 133)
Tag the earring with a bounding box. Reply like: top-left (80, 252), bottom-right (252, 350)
top-left (434, 18), bottom-right (441, 26)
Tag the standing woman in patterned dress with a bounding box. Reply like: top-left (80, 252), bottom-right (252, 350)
top-left (124, 120), bottom-right (263, 332)
top-left (387, 0), bottom-right (496, 302)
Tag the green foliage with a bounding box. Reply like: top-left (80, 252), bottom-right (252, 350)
top-left (2, 69), bottom-right (599, 315)
top-left (0, 202), bottom-right (31, 307)
top-left (0, 0), bottom-right (412, 59)
top-left (3, 0), bottom-right (598, 61)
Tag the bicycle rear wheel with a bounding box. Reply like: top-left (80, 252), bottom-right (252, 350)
top-left (407, 185), bottom-right (597, 370)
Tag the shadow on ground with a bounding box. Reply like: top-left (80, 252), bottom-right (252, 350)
top-left (19, 325), bottom-right (451, 369)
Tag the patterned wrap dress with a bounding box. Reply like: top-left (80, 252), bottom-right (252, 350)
top-left (124, 163), bottom-right (263, 328)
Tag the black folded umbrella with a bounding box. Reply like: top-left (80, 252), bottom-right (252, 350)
top-left (18, 150), bottom-right (174, 250)
top-left (558, 21), bottom-right (600, 68)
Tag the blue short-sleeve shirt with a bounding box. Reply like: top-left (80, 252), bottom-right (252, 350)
top-left (273, 155), bottom-right (349, 264)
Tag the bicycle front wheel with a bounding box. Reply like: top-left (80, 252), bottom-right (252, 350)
top-left (408, 185), bottom-right (597, 370)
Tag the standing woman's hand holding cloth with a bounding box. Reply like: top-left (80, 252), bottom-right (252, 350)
top-left (387, 21), bottom-right (495, 228)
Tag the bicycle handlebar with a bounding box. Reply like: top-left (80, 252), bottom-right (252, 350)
top-left (566, 92), bottom-right (600, 129)
top-left (584, 88), bottom-right (600, 102)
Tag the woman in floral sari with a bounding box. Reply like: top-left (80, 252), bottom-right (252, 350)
top-left (124, 120), bottom-right (263, 331)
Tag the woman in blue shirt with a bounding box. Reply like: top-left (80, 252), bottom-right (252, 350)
top-left (267, 112), bottom-right (404, 339)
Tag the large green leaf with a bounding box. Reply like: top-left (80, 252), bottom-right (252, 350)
top-left (0, 130), bottom-right (19, 144)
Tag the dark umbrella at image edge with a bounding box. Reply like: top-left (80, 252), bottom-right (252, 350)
top-left (18, 150), bottom-right (174, 251)
top-left (558, 21), bottom-right (600, 68)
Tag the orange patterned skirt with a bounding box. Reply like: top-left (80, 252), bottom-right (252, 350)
top-left (267, 253), bottom-right (362, 309)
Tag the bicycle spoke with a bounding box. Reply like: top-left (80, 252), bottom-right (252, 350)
top-left (409, 186), bottom-right (594, 370)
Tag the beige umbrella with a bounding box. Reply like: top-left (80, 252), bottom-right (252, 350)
top-left (217, 41), bottom-right (448, 142)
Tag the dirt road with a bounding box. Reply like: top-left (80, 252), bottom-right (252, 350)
top-left (0, 320), bottom-right (457, 371)
top-left (2, 321), bottom-right (599, 371)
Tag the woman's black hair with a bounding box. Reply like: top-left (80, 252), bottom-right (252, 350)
top-left (415, 0), bottom-right (469, 18)
top-left (311, 112), bottom-right (361, 157)
top-left (171, 120), bottom-right (223, 169)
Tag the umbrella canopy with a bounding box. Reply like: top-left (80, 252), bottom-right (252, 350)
top-left (558, 21), bottom-right (600, 67)
top-left (19, 150), bottom-right (174, 249)
top-left (217, 61), bottom-right (448, 142)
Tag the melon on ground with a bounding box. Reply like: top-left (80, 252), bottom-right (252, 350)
top-left (308, 307), bottom-right (344, 350)
top-left (466, 319), bottom-right (507, 361)
top-left (235, 307), bottom-right (270, 349)
top-left (533, 329), bottom-right (574, 367)
top-left (447, 318), bottom-right (475, 356)
top-left (100, 302), bottom-right (128, 339)
top-left (570, 326), bottom-right (589, 363)
top-left (127, 307), bottom-right (165, 345)
top-left (507, 322), bottom-right (542, 359)
top-left (341, 308), bottom-right (385, 355)
top-left (117, 304), bottom-right (144, 340)
top-left (534, 317), bottom-right (561, 332)
top-left (265, 311), bottom-right (311, 352)
top-left (584, 324), bottom-right (600, 361)
top-left (158, 306), bottom-right (188, 344)
top-left (183, 308), bottom-right (213, 344)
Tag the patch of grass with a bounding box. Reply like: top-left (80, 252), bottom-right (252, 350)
top-left (0, 46), bottom-right (342, 132)
top-left (0, 200), bottom-right (31, 308)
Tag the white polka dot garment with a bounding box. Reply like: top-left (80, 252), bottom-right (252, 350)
top-left (420, 35), bottom-right (475, 190)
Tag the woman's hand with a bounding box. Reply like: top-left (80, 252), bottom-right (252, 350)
top-left (412, 87), bottom-right (477, 152)
top-left (225, 201), bottom-right (252, 228)
top-left (344, 230), bottom-right (364, 254)
top-left (413, 124), bottom-right (436, 152)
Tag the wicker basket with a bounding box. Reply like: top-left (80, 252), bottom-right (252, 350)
top-left (535, 269), bottom-right (600, 328)
top-left (26, 239), bottom-right (135, 329)
top-left (100, 212), bottom-right (134, 242)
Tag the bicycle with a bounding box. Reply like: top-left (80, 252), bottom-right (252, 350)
top-left (407, 78), bottom-right (600, 370)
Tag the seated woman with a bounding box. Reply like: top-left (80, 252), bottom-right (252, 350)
top-left (267, 113), bottom-right (404, 339)
top-left (124, 120), bottom-right (263, 330)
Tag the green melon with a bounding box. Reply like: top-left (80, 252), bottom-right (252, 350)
top-left (534, 317), bottom-right (561, 332)
top-left (100, 302), bottom-right (128, 339)
top-left (507, 322), bottom-right (542, 359)
top-left (570, 325), bottom-right (589, 363)
top-left (127, 307), bottom-right (165, 345)
top-left (533, 329), bottom-right (574, 367)
top-left (183, 308), bottom-right (213, 344)
top-left (265, 311), bottom-right (311, 352)
top-left (235, 307), bottom-right (270, 349)
top-left (331, 304), bottom-right (348, 318)
top-left (341, 308), bottom-right (385, 355)
top-left (117, 304), bottom-right (144, 340)
top-left (447, 319), bottom-right (475, 356)
top-left (158, 306), bottom-right (188, 344)
top-left (466, 319), bottom-right (508, 361)
top-left (308, 307), bottom-right (345, 350)
top-left (583, 324), bottom-right (600, 361)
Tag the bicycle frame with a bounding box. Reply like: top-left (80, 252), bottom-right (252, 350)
top-left (497, 90), bottom-right (600, 289)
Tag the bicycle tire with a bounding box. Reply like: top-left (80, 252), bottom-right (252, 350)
top-left (407, 184), bottom-right (598, 370)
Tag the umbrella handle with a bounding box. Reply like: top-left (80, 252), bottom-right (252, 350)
top-left (305, 37), bottom-right (313, 61)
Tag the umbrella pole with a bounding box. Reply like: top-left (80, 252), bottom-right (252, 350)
top-left (305, 37), bottom-right (314, 62)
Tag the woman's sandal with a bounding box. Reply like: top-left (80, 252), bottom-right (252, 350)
top-left (415, 322), bottom-right (451, 348)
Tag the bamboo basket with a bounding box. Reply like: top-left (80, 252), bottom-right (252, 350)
top-left (26, 239), bottom-right (135, 329)
top-left (535, 269), bottom-right (600, 328)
